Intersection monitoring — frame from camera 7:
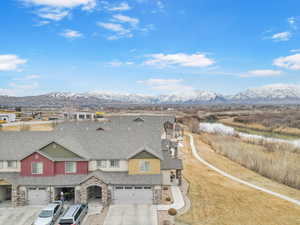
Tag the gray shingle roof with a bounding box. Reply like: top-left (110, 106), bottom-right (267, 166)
top-left (0, 170), bottom-right (162, 186)
top-left (0, 115), bottom-right (174, 160)
top-left (161, 151), bottom-right (183, 170)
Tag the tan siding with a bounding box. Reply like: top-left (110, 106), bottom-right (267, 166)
top-left (128, 158), bottom-right (161, 175)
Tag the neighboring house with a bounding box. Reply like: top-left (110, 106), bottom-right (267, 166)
top-left (63, 112), bottom-right (95, 121)
top-left (0, 113), bottom-right (16, 123)
top-left (0, 116), bottom-right (183, 207)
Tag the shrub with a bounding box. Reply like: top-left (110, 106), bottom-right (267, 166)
top-left (163, 186), bottom-right (169, 191)
top-left (168, 208), bottom-right (177, 216)
top-left (165, 197), bottom-right (171, 201)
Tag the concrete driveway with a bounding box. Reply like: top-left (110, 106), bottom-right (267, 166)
top-left (104, 204), bottom-right (157, 225)
top-left (0, 206), bottom-right (42, 225)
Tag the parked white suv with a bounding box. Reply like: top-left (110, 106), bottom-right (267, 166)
top-left (32, 201), bottom-right (64, 225)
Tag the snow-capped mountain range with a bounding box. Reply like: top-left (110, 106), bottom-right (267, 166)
top-left (1, 84), bottom-right (300, 107)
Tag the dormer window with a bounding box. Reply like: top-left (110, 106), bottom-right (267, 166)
top-left (133, 117), bottom-right (144, 122)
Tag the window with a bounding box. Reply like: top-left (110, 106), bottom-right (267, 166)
top-left (97, 160), bottom-right (107, 168)
top-left (54, 205), bottom-right (59, 214)
top-left (32, 162), bottom-right (43, 174)
top-left (0, 161), bottom-right (3, 169)
top-left (139, 160), bottom-right (150, 172)
top-left (74, 207), bottom-right (83, 220)
top-left (65, 162), bottom-right (76, 173)
top-left (7, 160), bottom-right (17, 168)
top-left (109, 160), bottom-right (120, 168)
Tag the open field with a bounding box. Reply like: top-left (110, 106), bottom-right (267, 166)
top-left (199, 133), bottom-right (300, 189)
top-left (176, 134), bottom-right (300, 225)
top-left (0, 122), bottom-right (55, 131)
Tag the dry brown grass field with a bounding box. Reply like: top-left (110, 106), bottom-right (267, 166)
top-left (200, 133), bottom-right (300, 189)
top-left (0, 123), bottom-right (55, 131)
top-left (176, 134), bottom-right (300, 225)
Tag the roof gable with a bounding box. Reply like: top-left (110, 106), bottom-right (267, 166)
top-left (133, 117), bottom-right (144, 122)
top-left (131, 150), bottom-right (159, 159)
top-left (39, 142), bottom-right (84, 160)
top-left (128, 147), bottom-right (162, 160)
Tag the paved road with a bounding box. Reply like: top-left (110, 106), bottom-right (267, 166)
top-left (188, 133), bottom-right (300, 207)
top-left (0, 206), bottom-right (42, 225)
top-left (104, 204), bottom-right (157, 225)
top-left (0, 203), bottom-right (103, 225)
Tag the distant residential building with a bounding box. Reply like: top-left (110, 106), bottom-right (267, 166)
top-left (63, 112), bottom-right (95, 121)
top-left (0, 113), bottom-right (16, 123)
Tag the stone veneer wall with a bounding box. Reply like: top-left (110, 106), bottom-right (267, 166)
top-left (80, 176), bottom-right (108, 206)
top-left (12, 185), bottom-right (26, 207)
top-left (153, 186), bottom-right (162, 204)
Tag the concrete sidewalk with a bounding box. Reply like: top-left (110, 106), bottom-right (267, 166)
top-left (155, 186), bottom-right (185, 211)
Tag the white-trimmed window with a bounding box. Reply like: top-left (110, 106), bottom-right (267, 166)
top-left (7, 160), bottom-right (17, 168)
top-left (97, 160), bottom-right (107, 168)
top-left (109, 160), bottom-right (120, 168)
top-left (0, 161), bottom-right (3, 169)
top-left (31, 162), bottom-right (43, 174)
top-left (139, 160), bottom-right (150, 172)
top-left (65, 162), bottom-right (76, 173)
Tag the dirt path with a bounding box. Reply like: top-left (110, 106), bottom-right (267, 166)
top-left (176, 133), bottom-right (300, 225)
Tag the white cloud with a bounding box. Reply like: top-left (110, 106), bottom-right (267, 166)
top-left (138, 78), bottom-right (194, 93)
top-left (0, 55), bottom-right (27, 71)
top-left (156, 1), bottom-right (164, 9)
top-left (37, 7), bottom-right (70, 21)
top-left (144, 53), bottom-right (215, 68)
top-left (271, 31), bottom-right (291, 41)
top-left (107, 61), bottom-right (133, 67)
top-left (288, 17), bottom-right (298, 29)
top-left (97, 22), bottom-right (132, 39)
top-left (9, 81), bottom-right (39, 90)
top-left (290, 49), bottom-right (300, 53)
top-left (24, 0), bottom-right (96, 22)
top-left (97, 22), bottom-right (129, 34)
top-left (273, 54), bottom-right (300, 70)
top-left (35, 20), bottom-right (51, 26)
top-left (24, 0), bottom-right (96, 9)
top-left (106, 2), bottom-right (131, 11)
top-left (60, 29), bottom-right (83, 38)
top-left (140, 24), bottom-right (155, 33)
top-left (240, 70), bottom-right (282, 78)
top-left (112, 14), bottom-right (139, 26)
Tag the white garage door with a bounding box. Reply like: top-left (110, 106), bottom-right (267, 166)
top-left (114, 186), bottom-right (153, 204)
top-left (28, 188), bottom-right (48, 205)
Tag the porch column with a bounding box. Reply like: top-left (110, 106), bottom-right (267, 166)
top-left (11, 185), bottom-right (18, 207)
top-left (176, 170), bottom-right (182, 186)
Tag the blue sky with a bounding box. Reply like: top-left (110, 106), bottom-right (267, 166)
top-left (1, 0), bottom-right (300, 96)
